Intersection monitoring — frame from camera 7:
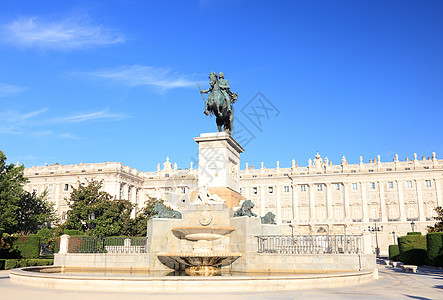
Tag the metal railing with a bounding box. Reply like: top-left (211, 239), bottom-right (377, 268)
top-left (67, 237), bottom-right (147, 253)
top-left (256, 235), bottom-right (362, 254)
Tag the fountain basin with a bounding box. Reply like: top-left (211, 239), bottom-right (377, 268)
top-left (171, 226), bottom-right (236, 241)
top-left (157, 251), bottom-right (242, 268)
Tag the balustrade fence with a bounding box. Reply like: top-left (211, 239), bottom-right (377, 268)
top-left (256, 235), bottom-right (362, 254)
top-left (67, 237), bottom-right (147, 253)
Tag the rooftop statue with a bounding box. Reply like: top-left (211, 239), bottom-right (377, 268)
top-left (199, 72), bottom-right (238, 135)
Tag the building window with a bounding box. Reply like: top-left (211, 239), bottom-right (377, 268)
top-left (284, 186), bottom-right (290, 193)
top-left (352, 206), bottom-right (361, 219)
top-left (283, 208), bottom-right (291, 221)
top-left (425, 180), bottom-right (432, 188)
top-left (165, 174), bottom-right (169, 178)
top-left (252, 187), bottom-right (258, 195)
top-left (369, 170), bottom-right (374, 172)
top-left (181, 187), bottom-right (186, 194)
top-left (317, 184), bottom-right (323, 191)
top-left (386, 168), bottom-right (392, 171)
top-left (334, 206), bottom-right (342, 219)
top-left (317, 207), bottom-right (325, 219)
top-left (268, 186), bottom-right (274, 194)
top-left (424, 167), bottom-right (429, 169)
top-left (268, 174), bottom-right (273, 177)
top-left (300, 207), bottom-right (308, 220)
top-left (370, 206), bottom-right (379, 219)
top-left (427, 204), bottom-right (435, 218)
top-left (334, 183), bottom-right (340, 191)
top-left (407, 204), bottom-right (416, 218)
top-left (352, 183), bottom-right (358, 190)
top-left (406, 181), bottom-right (412, 188)
top-left (48, 185), bottom-right (53, 192)
top-left (64, 184), bottom-right (69, 191)
top-left (387, 181), bottom-right (394, 189)
top-left (389, 205), bottom-right (397, 219)
top-left (405, 167), bottom-right (410, 170)
top-left (300, 185), bottom-right (306, 192)
top-left (239, 188), bottom-right (243, 194)
top-left (369, 182), bottom-right (376, 190)
top-left (252, 175), bottom-right (257, 178)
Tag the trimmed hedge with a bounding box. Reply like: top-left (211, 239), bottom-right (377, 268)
top-left (427, 232), bottom-right (443, 267)
top-left (0, 258), bottom-right (54, 270)
top-left (407, 232), bottom-right (422, 236)
top-left (13, 234), bottom-right (40, 259)
top-left (389, 245), bottom-right (400, 261)
top-left (398, 235), bottom-right (427, 265)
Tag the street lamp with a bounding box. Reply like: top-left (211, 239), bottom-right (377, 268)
top-left (368, 223), bottom-right (383, 257)
top-left (289, 224), bottom-right (294, 238)
top-left (410, 220), bottom-right (416, 232)
top-left (391, 231), bottom-right (396, 244)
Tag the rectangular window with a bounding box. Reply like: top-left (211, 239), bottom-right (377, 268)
top-left (283, 208), bottom-right (291, 221)
top-left (352, 183), bottom-right (358, 190)
top-left (334, 206), bottom-right (342, 219)
top-left (405, 167), bottom-right (411, 170)
top-left (370, 206), bottom-right (379, 219)
top-left (334, 183), bottom-right (340, 191)
top-left (387, 181), bottom-right (394, 189)
top-left (181, 187), bottom-right (186, 194)
top-left (406, 181), bottom-right (412, 188)
top-left (165, 174), bottom-right (169, 178)
top-left (407, 204), bottom-right (416, 218)
top-left (389, 205), bottom-right (397, 219)
top-left (48, 184), bottom-right (53, 192)
top-left (300, 185), bottom-right (306, 192)
top-left (239, 188), bottom-right (243, 194)
top-left (64, 184), bottom-right (69, 191)
top-left (252, 187), bottom-right (258, 195)
top-left (425, 180), bottom-right (432, 188)
top-left (284, 186), bottom-right (290, 193)
top-left (317, 184), bottom-right (323, 191)
top-left (352, 206), bottom-right (361, 219)
top-left (300, 207), bottom-right (308, 220)
top-left (268, 186), bottom-right (274, 194)
top-left (369, 182), bottom-right (376, 190)
top-left (317, 207), bottom-right (325, 219)
top-left (387, 168), bottom-right (392, 171)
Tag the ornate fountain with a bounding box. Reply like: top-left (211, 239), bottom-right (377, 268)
top-left (157, 225), bottom-right (241, 276)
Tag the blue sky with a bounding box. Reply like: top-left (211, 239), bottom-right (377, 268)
top-left (0, 0), bottom-right (442, 171)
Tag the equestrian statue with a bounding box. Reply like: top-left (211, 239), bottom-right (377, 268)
top-left (199, 72), bottom-right (238, 135)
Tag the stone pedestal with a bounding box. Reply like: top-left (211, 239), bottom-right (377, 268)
top-left (193, 132), bottom-right (245, 208)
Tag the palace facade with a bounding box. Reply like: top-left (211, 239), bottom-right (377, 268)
top-left (24, 152), bottom-right (442, 256)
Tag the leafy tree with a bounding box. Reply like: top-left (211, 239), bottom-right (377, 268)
top-left (126, 197), bottom-right (164, 236)
top-left (428, 206), bottom-right (443, 232)
top-left (65, 179), bottom-right (134, 237)
top-left (0, 150), bottom-right (55, 234)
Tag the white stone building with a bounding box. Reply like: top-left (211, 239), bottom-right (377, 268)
top-left (24, 152), bottom-right (442, 256)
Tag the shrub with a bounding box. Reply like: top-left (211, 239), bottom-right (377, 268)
top-left (0, 228), bottom-right (4, 237)
top-left (2, 258), bottom-right (53, 270)
top-left (389, 245), bottom-right (400, 261)
top-left (407, 232), bottom-right (422, 235)
top-left (63, 229), bottom-right (84, 236)
top-left (426, 232), bottom-right (443, 267)
top-left (398, 235), bottom-right (427, 265)
top-left (13, 234), bottom-right (40, 259)
top-left (0, 259), bottom-right (4, 270)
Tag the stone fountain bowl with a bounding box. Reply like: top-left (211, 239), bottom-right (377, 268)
top-left (157, 251), bottom-right (242, 268)
top-left (171, 226), bottom-right (236, 241)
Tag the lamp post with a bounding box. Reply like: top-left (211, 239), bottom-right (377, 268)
top-left (391, 231), bottom-right (396, 244)
top-left (289, 224), bottom-right (294, 238)
top-left (368, 223), bottom-right (383, 257)
top-left (410, 220), bottom-right (416, 232)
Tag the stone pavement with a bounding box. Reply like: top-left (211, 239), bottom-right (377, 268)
top-left (1, 264), bottom-right (442, 300)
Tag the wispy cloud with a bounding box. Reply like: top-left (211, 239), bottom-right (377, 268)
top-left (79, 65), bottom-right (198, 91)
top-left (0, 108), bottom-right (48, 123)
top-left (1, 16), bottom-right (125, 50)
top-left (54, 108), bottom-right (128, 123)
top-left (0, 82), bottom-right (26, 97)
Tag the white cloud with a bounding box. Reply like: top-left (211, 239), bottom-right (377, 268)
top-left (54, 108), bottom-right (128, 123)
top-left (0, 108), bottom-right (48, 123)
top-left (82, 65), bottom-right (198, 91)
top-left (0, 82), bottom-right (25, 97)
top-left (2, 17), bottom-right (125, 50)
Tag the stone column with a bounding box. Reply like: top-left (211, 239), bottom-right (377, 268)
top-left (309, 184), bottom-right (315, 220)
top-left (260, 185), bottom-right (265, 216)
top-left (416, 180), bottom-right (425, 221)
top-left (362, 231), bottom-right (373, 255)
top-left (435, 179), bottom-right (442, 207)
top-left (292, 183), bottom-right (298, 221)
top-left (326, 183), bottom-right (333, 219)
top-left (276, 185), bottom-right (282, 225)
top-left (397, 181), bottom-right (406, 222)
top-left (379, 181), bottom-right (387, 222)
top-left (343, 183), bottom-right (350, 219)
top-left (59, 235), bottom-right (70, 254)
top-left (361, 182), bottom-right (369, 222)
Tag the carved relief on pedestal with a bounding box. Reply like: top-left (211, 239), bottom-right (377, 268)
top-left (229, 161), bottom-right (238, 181)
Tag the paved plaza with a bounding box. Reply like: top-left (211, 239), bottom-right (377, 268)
top-left (1, 264), bottom-right (442, 300)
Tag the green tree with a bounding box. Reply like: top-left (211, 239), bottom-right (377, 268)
top-left (65, 179), bottom-right (135, 237)
top-left (0, 150), bottom-right (55, 234)
top-left (428, 206), bottom-right (443, 232)
top-left (126, 197), bottom-right (164, 236)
